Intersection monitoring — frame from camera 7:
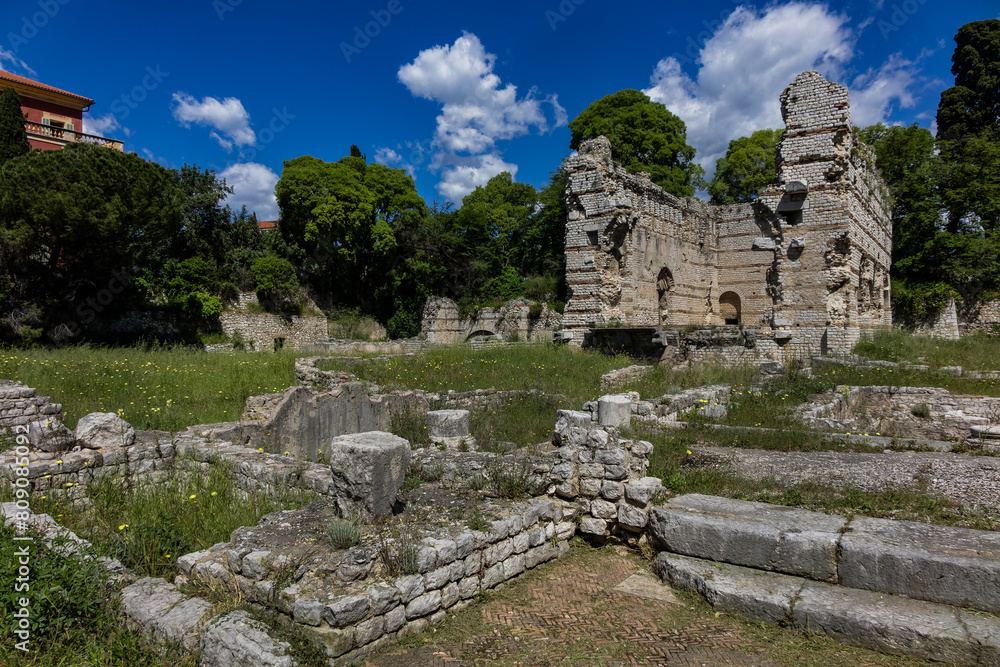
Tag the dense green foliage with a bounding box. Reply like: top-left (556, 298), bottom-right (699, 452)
top-left (569, 89), bottom-right (704, 197)
top-left (0, 87), bottom-right (29, 167)
top-left (708, 129), bottom-right (782, 204)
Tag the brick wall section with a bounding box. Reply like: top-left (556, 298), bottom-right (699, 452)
top-left (561, 70), bottom-right (893, 361)
top-left (218, 313), bottom-right (328, 351)
top-left (0, 381), bottom-right (62, 432)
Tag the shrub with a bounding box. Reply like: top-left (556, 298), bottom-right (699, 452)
top-left (912, 403), bottom-right (932, 418)
top-left (325, 518), bottom-right (362, 549)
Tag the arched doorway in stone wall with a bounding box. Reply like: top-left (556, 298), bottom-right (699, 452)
top-left (657, 268), bottom-right (674, 326)
top-left (719, 291), bottom-right (741, 325)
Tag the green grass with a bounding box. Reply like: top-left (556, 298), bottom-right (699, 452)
top-left (26, 462), bottom-right (314, 578)
top-left (471, 392), bottom-right (569, 450)
top-left (854, 328), bottom-right (1000, 370)
top-left (0, 345), bottom-right (300, 430)
top-left (641, 424), bottom-right (998, 531)
top-left (0, 520), bottom-right (196, 667)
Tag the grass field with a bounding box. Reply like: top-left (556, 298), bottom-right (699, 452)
top-left (0, 346), bottom-right (298, 431)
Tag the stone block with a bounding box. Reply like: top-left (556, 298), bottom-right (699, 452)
top-left (75, 412), bottom-right (136, 449)
top-left (654, 553), bottom-right (797, 625)
top-left (793, 580), bottom-right (990, 665)
top-left (329, 432), bottom-right (410, 518)
top-left (649, 494), bottom-right (846, 582)
top-left (555, 410), bottom-right (593, 434)
top-left (121, 578), bottom-right (213, 652)
top-left (200, 610), bottom-right (296, 667)
top-left (426, 410), bottom-right (471, 447)
top-left (839, 516), bottom-right (1000, 613)
top-left (617, 504), bottom-right (648, 531)
top-left (597, 395), bottom-right (632, 428)
top-left (579, 517), bottom-right (607, 535)
top-left (27, 419), bottom-right (74, 453)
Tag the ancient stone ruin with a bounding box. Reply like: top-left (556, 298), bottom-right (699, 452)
top-left (562, 71), bottom-right (893, 361)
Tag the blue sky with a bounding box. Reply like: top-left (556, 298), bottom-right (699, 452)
top-left (2, 0), bottom-right (997, 219)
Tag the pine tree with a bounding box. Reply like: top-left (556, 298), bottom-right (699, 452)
top-left (0, 86), bottom-right (30, 167)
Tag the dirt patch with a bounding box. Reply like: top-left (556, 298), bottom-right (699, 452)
top-left (362, 544), bottom-right (931, 667)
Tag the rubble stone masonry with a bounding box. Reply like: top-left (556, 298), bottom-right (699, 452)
top-left (562, 71), bottom-right (893, 361)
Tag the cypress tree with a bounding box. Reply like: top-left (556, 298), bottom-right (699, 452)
top-left (0, 86), bottom-right (30, 167)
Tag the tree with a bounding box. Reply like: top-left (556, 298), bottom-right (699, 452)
top-left (569, 89), bottom-right (704, 197)
top-left (936, 20), bottom-right (1000, 236)
top-left (707, 129), bottom-right (782, 204)
top-left (454, 172), bottom-right (537, 280)
top-left (274, 149), bottom-right (426, 313)
top-left (523, 168), bottom-right (569, 302)
top-left (0, 143), bottom-right (185, 341)
top-left (0, 87), bottom-right (30, 168)
top-left (859, 123), bottom-right (942, 285)
top-left (936, 19), bottom-right (1000, 142)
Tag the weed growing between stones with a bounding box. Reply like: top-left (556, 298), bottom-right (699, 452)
top-left (325, 517), bottom-right (362, 549)
top-left (372, 515), bottom-right (419, 577)
top-left (486, 450), bottom-right (532, 499)
top-left (390, 405), bottom-right (431, 447)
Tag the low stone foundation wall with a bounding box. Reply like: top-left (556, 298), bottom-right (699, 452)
top-left (0, 380), bottom-right (62, 432)
top-left (797, 385), bottom-right (1000, 440)
top-left (0, 430), bottom-right (337, 507)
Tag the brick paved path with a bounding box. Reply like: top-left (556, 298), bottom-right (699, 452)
top-left (363, 546), bottom-right (781, 667)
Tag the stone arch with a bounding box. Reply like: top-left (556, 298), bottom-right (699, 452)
top-left (719, 291), bottom-right (742, 325)
top-left (465, 329), bottom-right (498, 342)
top-left (657, 268), bottom-right (674, 326)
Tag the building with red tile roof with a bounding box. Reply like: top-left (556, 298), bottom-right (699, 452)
top-left (0, 71), bottom-right (123, 152)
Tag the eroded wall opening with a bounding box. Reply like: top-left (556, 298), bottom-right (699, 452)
top-left (719, 291), bottom-right (741, 325)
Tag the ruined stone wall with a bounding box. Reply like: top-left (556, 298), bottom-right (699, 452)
top-left (563, 137), bottom-right (718, 344)
top-left (218, 313), bottom-right (328, 351)
top-left (913, 299), bottom-right (960, 340)
top-left (420, 297), bottom-right (562, 344)
top-left (959, 298), bottom-right (1000, 337)
top-left (0, 381), bottom-right (62, 432)
top-left (714, 205), bottom-right (775, 329)
top-left (560, 71), bottom-right (894, 361)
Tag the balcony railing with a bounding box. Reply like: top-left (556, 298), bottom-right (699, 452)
top-left (25, 121), bottom-right (124, 151)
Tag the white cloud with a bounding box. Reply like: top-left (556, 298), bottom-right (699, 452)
top-left (0, 46), bottom-right (33, 76)
top-left (398, 32), bottom-right (565, 202)
top-left (643, 2), bottom-right (926, 177)
top-left (220, 163), bottom-right (279, 220)
top-left (172, 93), bottom-right (255, 151)
top-left (374, 147), bottom-right (402, 165)
top-left (374, 146), bottom-right (416, 178)
top-left (437, 153), bottom-right (518, 202)
top-left (847, 54), bottom-right (923, 127)
top-left (83, 112), bottom-right (121, 138)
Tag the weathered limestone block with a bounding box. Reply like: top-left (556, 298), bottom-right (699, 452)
top-left (329, 432), bottom-right (410, 517)
top-left (121, 578), bottom-right (213, 651)
top-left (75, 412), bottom-right (136, 449)
top-left (426, 410), bottom-right (472, 448)
top-left (649, 494), bottom-right (846, 582)
top-left (597, 394), bottom-right (632, 428)
top-left (200, 610), bottom-right (297, 667)
top-left (27, 419), bottom-right (75, 453)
